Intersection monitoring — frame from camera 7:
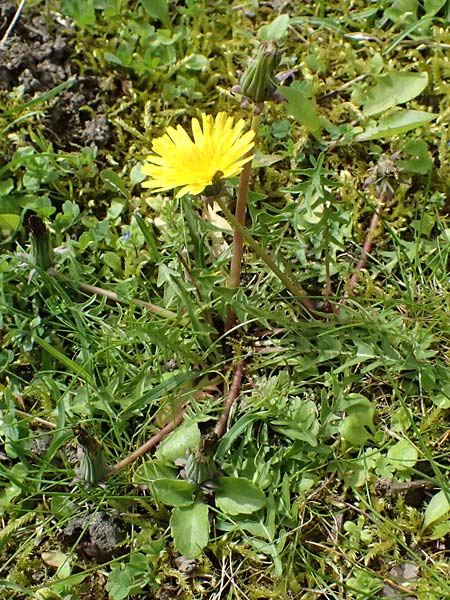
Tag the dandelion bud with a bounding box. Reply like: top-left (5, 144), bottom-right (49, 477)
top-left (74, 425), bottom-right (109, 485)
top-left (184, 432), bottom-right (218, 485)
top-left (28, 214), bottom-right (54, 271)
top-left (239, 41), bottom-right (281, 104)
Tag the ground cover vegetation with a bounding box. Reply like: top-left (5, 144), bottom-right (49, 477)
top-left (1, 0), bottom-right (450, 598)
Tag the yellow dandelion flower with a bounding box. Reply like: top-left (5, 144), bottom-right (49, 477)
top-left (141, 112), bottom-right (255, 198)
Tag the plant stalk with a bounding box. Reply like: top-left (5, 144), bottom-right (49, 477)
top-left (216, 197), bottom-right (317, 315)
top-left (214, 360), bottom-right (244, 438)
top-left (109, 410), bottom-right (185, 475)
top-left (347, 190), bottom-right (387, 296)
top-left (225, 113), bottom-right (260, 330)
top-left (228, 113), bottom-right (260, 290)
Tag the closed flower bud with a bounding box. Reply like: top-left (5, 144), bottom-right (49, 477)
top-left (74, 425), bottom-right (109, 485)
top-left (184, 432), bottom-right (218, 485)
top-left (239, 41), bottom-right (281, 104)
top-left (28, 214), bottom-right (54, 271)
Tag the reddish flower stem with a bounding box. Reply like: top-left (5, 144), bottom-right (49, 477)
top-left (214, 360), bottom-right (244, 438)
top-left (108, 410), bottom-right (185, 475)
top-left (225, 113), bottom-right (261, 332)
top-left (340, 190), bottom-right (387, 309)
top-left (348, 210), bottom-right (380, 294)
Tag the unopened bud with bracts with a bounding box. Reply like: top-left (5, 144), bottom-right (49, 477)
top-left (28, 214), bottom-right (54, 271)
top-left (183, 432), bottom-right (218, 485)
top-left (74, 425), bottom-right (109, 485)
top-left (238, 41), bottom-right (282, 104)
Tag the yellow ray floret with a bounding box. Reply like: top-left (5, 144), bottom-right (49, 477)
top-left (141, 112), bottom-right (255, 198)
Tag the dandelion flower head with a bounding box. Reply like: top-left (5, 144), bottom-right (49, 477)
top-left (141, 112), bottom-right (255, 198)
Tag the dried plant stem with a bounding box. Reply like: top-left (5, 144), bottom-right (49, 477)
top-left (214, 360), bottom-right (244, 438)
top-left (48, 268), bottom-right (179, 321)
top-left (15, 410), bottom-right (56, 429)
top-left (216, 197), bottom-right (317, 315)
top-left (225, 113), bottom-right (261, 330)
top-left (109, 410), bottom-right (185, 475)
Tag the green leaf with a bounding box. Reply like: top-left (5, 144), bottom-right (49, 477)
top-left (141, 0), bottom-right (170, 28)
top-left (34, 336), bottom-right (93, 384)
top-left (103, 251), bottom-right (122, 273)
top-left (60, 0), bottom-right (96, 26)
top-left (152, 479), bottom-right (197, 507)
top-left (384, 0), bottom-right (418, 23)
top-left (170, 503), bottom-right (209, 558)
top-left (0, 214), bottom-right (20, 232)
top-left (100, 169), bottom-right (128, 198)
top-left (398, 138), bottom-right (433, 174)
top-left (0, 179), bottom-right (13, 196)
top-left (130, 162), bottom-right (147, 187)
top-left (362, 72), bottom-right (429, 117)
top-left (133, 461), bottom-right (177, 486)
top-left (338, 394), bottom-right (375, 446)
top-left (216, 414), bottom-right (262, 459)
top-left (184, 54), bottom-right (209, 71)
top-left (156, 421), bottom-right (201, 463)
top-left (216, 477), bottom-right (266, 515)
top-left (279, 85), bottom-right (323, 140)
top-left (120, 371), bottom-right (199, 417)
top-left (423, 490), bottom-right (450, 530)
top-left (133, 212), bottom-right (161, 262)
top-left (41, 551), bottom-right (71, 580)
top-left (107, 567), bottom-right (134, 600)
top-left (387, 439), bottom-right (418, 472)
top-left (0, 79), bottom-right (75, 122)
top-left (424, 0), bottom-right (446, 16)
top-left (258, 14), bottom-right (290, 40)
top-left (354, 109), bottom-right (436, 142)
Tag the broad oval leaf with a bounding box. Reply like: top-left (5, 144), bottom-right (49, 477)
top-left (100, 169), bottom-right (128, 197)
top-left (387, 439), bottom-right (418, 472)
top-left (156, 421), bottom-right (201, 463)
top-left (152, 478), bottom-right (197, 507)
top-left (216, 477), bottom-right (266, 515)
top-left (363, 72), bottom-right (429, 117)
top-left (0, 214), bottom-right (20, 232)
top-left (133, 460), bottom-right (177, 486)
top-left (423, 490), bottom-right (450, 530)
top-left (338, 395), bottom-right (375, 446)
top-left (170, 503), bottom-right (209, 558)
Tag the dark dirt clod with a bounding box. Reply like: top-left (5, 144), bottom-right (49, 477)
top-left (59, 510), bottom-right (127, 561)
top-left (0, 4), bottom-right (113, 150)
top-left (0, 4), bottom-right (72, 92)
top-left (27, 431), bottom-right (53, 458)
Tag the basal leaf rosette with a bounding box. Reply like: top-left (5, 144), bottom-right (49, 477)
top-left (141, 112), bottom-right (255, 198)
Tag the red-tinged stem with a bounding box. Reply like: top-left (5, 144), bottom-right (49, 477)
top-left (214, 360), bottom-right (244, 438)
top-left (225, 113), bottom-right (261, 331)
top-left (348, 190), bottom-right (387, 295)
top-left (338, 191), bottom-right (387, 312)
top-left (108, 410), bottom-right (185, 475)
top-left (348, 210), bottom-right (380, 294)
